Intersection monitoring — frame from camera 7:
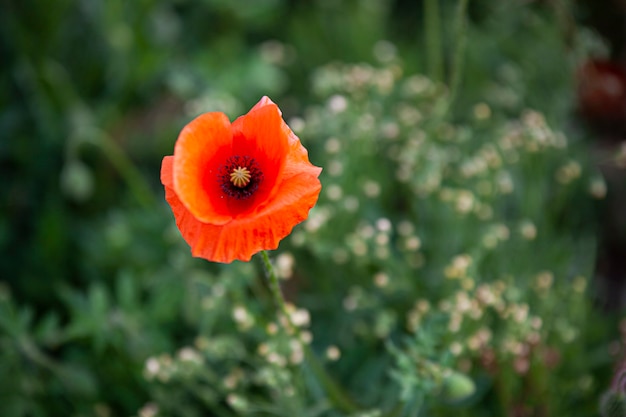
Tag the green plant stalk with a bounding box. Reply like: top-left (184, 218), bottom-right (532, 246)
top-left (424, 0), bottom-right (443, 83)
top-left (259, 250), bottom-right (360, 414)
top-left (18, 56), bottom-right (156, 211)
top-left (94, 133), bottom-right (156, 209)
top-left (303, 344), bottom-right (360, 413)
top-left (549, 0), bottom-right (576, 48)
top-left (495, 372), bottom-right (513, 416)
top-left (260, 250), bottom-right (289, 317)
top-left (446, 0), bottom-right (469, 112)
top-left (383, 393), bottom-right (425, 417)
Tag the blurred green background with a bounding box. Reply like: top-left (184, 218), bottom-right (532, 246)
top-left (2, 1), bottom-right (626, 416)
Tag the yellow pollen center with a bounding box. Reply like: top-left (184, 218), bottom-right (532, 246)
top-left (230, 166), bottom-right (251, 188)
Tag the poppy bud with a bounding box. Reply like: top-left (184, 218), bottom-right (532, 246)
top-left (440, 371), bottom-right (476, 403)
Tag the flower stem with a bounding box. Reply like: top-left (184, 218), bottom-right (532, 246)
top-left (92, 133), bottom-right (156, 209)
top-left (259, 250), bottom-right (360, 413)
top-left (303, 344), bottom-right (360, 413)
top-left (260, 250), bottom-right (289, 317)
top-left (424, 0), bottom-right (443, 83)
top-left (446, 0), bottom-right (469, 112)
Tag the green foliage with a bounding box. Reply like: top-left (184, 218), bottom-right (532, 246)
top-left (0, 1), bottom-right (620, 417)
top-left (600, 391), bottom-right (626, 417)
top-left (282, 56), bottom-right (606, 416)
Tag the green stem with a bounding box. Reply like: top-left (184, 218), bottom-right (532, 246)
top-left (303, 345), bottom-right (360, 413)
top-left (446, 0), bottom-right (469, 113)
top-left (259, 250), bottom-right (360, 414)
top-left (260, 250), bottom-right (289, 318)
top-left (92, 133), bottom-right (156, 209)
top-left (424, 0), bottom-right (443, 82)
top-left (495, 374), bottom-right (511, 416)
top-left (16, 56), bottom-right (155, 210)
top-left (382, 392), bottom-right (424, 417)
top-left (549, 0), bottom-right (576, 49)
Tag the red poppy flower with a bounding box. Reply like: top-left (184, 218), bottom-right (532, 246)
top-left (160, 96), bottom-right (322, 263)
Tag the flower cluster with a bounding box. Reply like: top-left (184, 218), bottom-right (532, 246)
top-left (151, 54), bottom-right (607, 416)
top-left (284, 59), bottom-right (604, 411)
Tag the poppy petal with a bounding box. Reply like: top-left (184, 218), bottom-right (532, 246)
top-left (173, 112), bottom-right (233, 225)
top-left (191, 171), bottom-right (322, 263)
top-left (230, 102), bottom-right (289, 213)
top-left (162, 155), bottom-right (204, 250)
top-left (253, 96), bottom-right (321, 179)
top-left (283, 125), bottom-right (322, 180)
top-left (250, 95), bottom-right (275, 111)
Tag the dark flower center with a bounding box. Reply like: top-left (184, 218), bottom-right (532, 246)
top-left (219, 156), bottom-right (263, 199)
